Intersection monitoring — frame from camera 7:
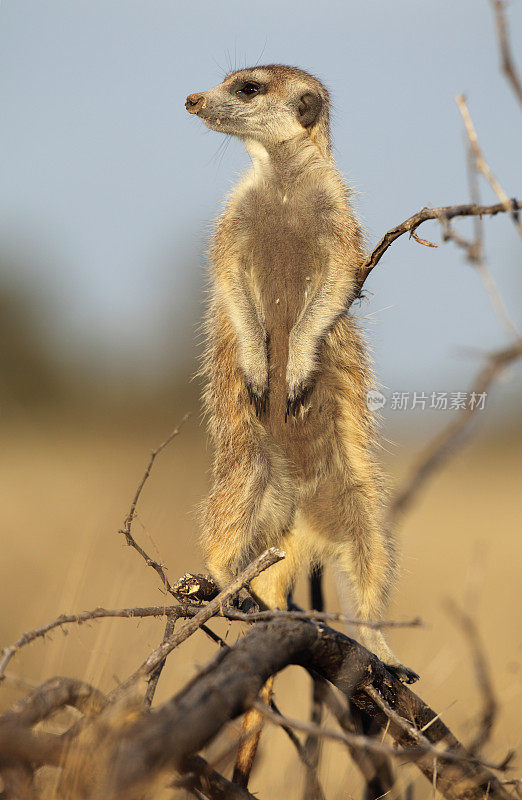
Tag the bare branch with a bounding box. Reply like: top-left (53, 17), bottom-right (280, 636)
top-left (116, 414), bottom-right (226, 651)
top-left (0, 605), bottom-right (184, 681)
top-left (314, 678), bottom-right (397, 798)
top-left (108, 547), bottom-right (286, 701)
top-left (438, 213), bottom-right (520, 340)
top-left (224, 607), bottom-right (422, 629)
top-left (389, 341), bottom-right (522, 522)
top-left (446, 601), bottom-right (497, 756)
top-left (456, 95), bottom-right (522, 238)
top-left (1, 677), bottom-right (107, 726)
top-left (490, 0), bottom-right (522, 108)
top-left (144, 616), bottom-right (177, 707)
top-left (253, 698), bottom-right (407, 760)
top-left (356, 199), bottom-right (521, 292)
top-left (119, 413), bottom-right (191, 594)
top-left (80, 618), bottom-right (513, 800)
top-left (0, 602), bottom-right (419, 682)
top-left (270, 697), bottom-right (327, 800)
top-left (175, 754), bottom-right (259, 800)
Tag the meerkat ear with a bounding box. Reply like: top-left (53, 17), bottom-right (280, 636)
top-left (297, 92), bottom-right (323, 128)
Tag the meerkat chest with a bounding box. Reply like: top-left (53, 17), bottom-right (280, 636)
top-left (238, 185), bottom-right (333, 327)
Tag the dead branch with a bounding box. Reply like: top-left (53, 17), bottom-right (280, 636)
top-left (225, 608), bottom-right (421, 629)
top-left (145, 616), bottom-right (177, 707)
top-left (0, 605), bottom-right (185, 681)
top-left (490, 0), bottom-right (522, 108)
top-left (116, 415), bottom-right (232, 652)
top-left (0, 602), bottom-right (420, 683)
top-left (47, 618), bottom-right (512, 800)
top-left (455, 96), bottom-right (522, 238)
top-left (108, 547), bottom-right (285, 702)
top-left (175, 754), bottom-right (258, 800)
top-left (446, 601), bottom-right (497, 756)
top-left (119, 412), bottom-right (191, 594)
top-left (315, 677), bottom-right (397, 798)
top-left (270, 697), bottom-right (327, 800)
top-left (389, 341), bottom-right (522, 522)
top-left (356, 199), bottom-right (521, 293)
top-left (1, 677), bottom-right (107, 726)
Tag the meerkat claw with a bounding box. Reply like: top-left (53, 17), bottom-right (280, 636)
top-left (246, 381), bottom-right (268, 418)
top-left (285, 383), bottom-right (312, 420)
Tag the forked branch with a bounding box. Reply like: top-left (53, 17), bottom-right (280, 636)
top-left (356, 199), bottom-right (521, 294)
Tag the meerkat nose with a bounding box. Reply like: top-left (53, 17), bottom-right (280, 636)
top-left (185, 93), bottom-right (207, 114)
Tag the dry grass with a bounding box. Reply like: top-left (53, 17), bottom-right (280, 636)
top-left (0, 413), bottom-right (520, 798)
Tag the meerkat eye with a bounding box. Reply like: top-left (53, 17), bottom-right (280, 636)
top-left (237, 81), bottom-right (261, 98)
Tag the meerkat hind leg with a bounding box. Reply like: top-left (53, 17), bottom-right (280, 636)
top-left (304, 481), bottom-right (419, 684)
top-left (202, 440), bottom-right (295, 588)
top-left (336, 521), bottom-right (419, 684)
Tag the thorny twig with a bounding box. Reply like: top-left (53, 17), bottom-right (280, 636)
top-left (446, 601), bottom-right (497, 756)
top-left (455, 95), bottom-right (522, 238)
top-left (0, 604), bottom-right (420, 682)
top-left (389, 341), bottom-right (522, 522)
top-left (490, 0), bottom-right (522, 108)
top-left (144, 616), bottom-right (177, 707)
top-left (0, 605), bottom-right (182, 681)
top-left (174, 754), bottom-right (258, 800)
top-left (356, 199), bottom-right (522, 292)
top-left (119, 412), bottom-right (191, 594)
top-left (108, 547), bottom-right (285, 701)
top-left (252, 697), bottom-right (509, 774)
top-left (117, 413), bottom-right (226, 649)
top-left (270, 697), bottom-right (327, 800)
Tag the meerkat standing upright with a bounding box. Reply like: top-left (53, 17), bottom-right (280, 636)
top-left (185, 65), bottom-right (418, 685)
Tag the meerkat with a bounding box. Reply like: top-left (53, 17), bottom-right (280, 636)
top-left (185, 65), bottom-right (418, 686)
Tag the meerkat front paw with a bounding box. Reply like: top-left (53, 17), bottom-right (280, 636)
top-left (285, 379), bottom-right (313, 421)
top-left (240, 350), bottom-right (269, 417)
top-left (245, 378), bottom-right (268, 417)
top-left (285, 333), bottom-right (316, 420)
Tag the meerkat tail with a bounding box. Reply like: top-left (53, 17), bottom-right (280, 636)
top-left (232, 676), bottom-right (274, 788)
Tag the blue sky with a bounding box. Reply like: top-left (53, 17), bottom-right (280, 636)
top-left (0, 0), bottom-right (521, 418)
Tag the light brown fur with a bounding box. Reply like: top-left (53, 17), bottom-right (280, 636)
top-left (186, 65), bottom-right (417, 682)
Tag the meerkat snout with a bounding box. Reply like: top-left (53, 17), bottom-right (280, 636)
top-left (185, 93), bottom-right (206, 114)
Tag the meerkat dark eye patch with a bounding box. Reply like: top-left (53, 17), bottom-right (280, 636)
top-left (297, 92), bottom-right (323, 127)
top-left (234, 81), bottom-right (265, 99)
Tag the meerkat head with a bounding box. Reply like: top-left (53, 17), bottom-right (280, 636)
top-left (186, 65), bottom-right (331, 156)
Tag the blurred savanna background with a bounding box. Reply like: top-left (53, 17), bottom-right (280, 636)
top-left (1, 1), bottom-right (521, 797)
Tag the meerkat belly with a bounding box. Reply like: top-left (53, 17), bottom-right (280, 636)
top-left (250, 225), bottom-right (314, 383)
top-left (246, 217), bottom-right (333, 479)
